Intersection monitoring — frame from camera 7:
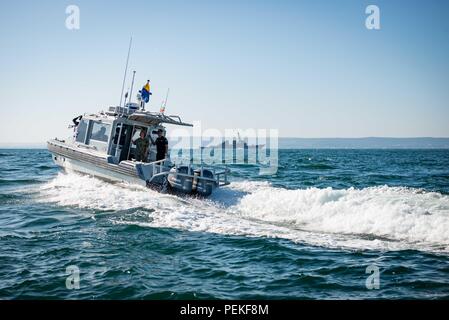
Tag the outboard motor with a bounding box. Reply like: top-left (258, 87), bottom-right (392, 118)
top-left (167, 166), bottom-right (193, 193)
top-left (193, 169), bottom-right (216, 197)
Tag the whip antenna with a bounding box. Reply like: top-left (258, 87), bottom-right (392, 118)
top-left (160, 88), bottom-right (170, 113)
top-left (119, 37), bottom-right (132, 110)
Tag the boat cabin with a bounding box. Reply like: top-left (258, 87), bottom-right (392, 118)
top-left (73, 103), bottom-right (192, 164)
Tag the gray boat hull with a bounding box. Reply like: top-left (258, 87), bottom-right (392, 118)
top-left (47, 140), bottom-right (223, 196)
top-left (48, 140), bottom-right (152, 187)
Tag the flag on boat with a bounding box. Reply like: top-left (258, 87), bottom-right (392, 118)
top-left (141, 80), bottom-right (151, 103)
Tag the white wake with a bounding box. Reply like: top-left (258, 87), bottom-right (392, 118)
top-left (37, 173), bottom-right (449, 253)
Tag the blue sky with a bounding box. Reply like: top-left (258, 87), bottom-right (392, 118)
top-left (0, 0), bottom-right (448, 143)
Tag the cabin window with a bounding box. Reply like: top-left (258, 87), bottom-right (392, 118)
top-left (112, 124), bottom-right (127, 146)
top-left (90, 122), bottom-right (111, 143)
top-left (75, 119), bottom-right (88, 143)
top-left (87, 121), bottom-right (111, 153)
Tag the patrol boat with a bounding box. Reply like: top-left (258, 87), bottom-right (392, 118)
top-left (47, 102), bottom-right (230, 196)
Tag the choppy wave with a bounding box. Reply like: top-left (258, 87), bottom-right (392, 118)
top-left (37, 173), bottom-right (449, 253)
top-left (0, 178), bottom-right (41, 186)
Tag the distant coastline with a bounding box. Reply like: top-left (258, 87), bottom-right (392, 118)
top-left (1, 137), bottom-right (449, 149)
top-left (278, 137), bottom-right (449, 149)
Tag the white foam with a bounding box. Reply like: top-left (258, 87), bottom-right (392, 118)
top-left (37, 173), bottom-right (449, 253)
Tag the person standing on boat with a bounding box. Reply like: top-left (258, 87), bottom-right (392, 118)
top-left (132, 130), bottom-right (149, 162)
top-left (150, 129), bottom-right (168, 162)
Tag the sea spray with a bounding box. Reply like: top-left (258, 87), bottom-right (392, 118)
top-left (37, 173), bottom-right (449, 253)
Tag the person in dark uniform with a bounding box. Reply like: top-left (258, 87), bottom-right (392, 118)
top-left (150, 129), bottom-right (168, 161)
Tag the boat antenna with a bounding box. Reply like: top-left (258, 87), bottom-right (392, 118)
top-left (160, 88), bottom-right (170, 113)
top-left (119, 36), bottom-right (132, 110)
top-left (128, 70), bottom-right (136, 105)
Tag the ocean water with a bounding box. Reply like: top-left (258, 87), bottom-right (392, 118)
top-left (0, 148), bottom-right (449, 299)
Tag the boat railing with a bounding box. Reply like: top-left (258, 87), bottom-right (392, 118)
top-left (77, 143), bottom-right (97, 150)
top-left (149, 158), bottom-right (166, 176)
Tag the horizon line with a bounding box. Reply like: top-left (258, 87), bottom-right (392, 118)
top-left (1, 136), bottom-right (449, 145)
